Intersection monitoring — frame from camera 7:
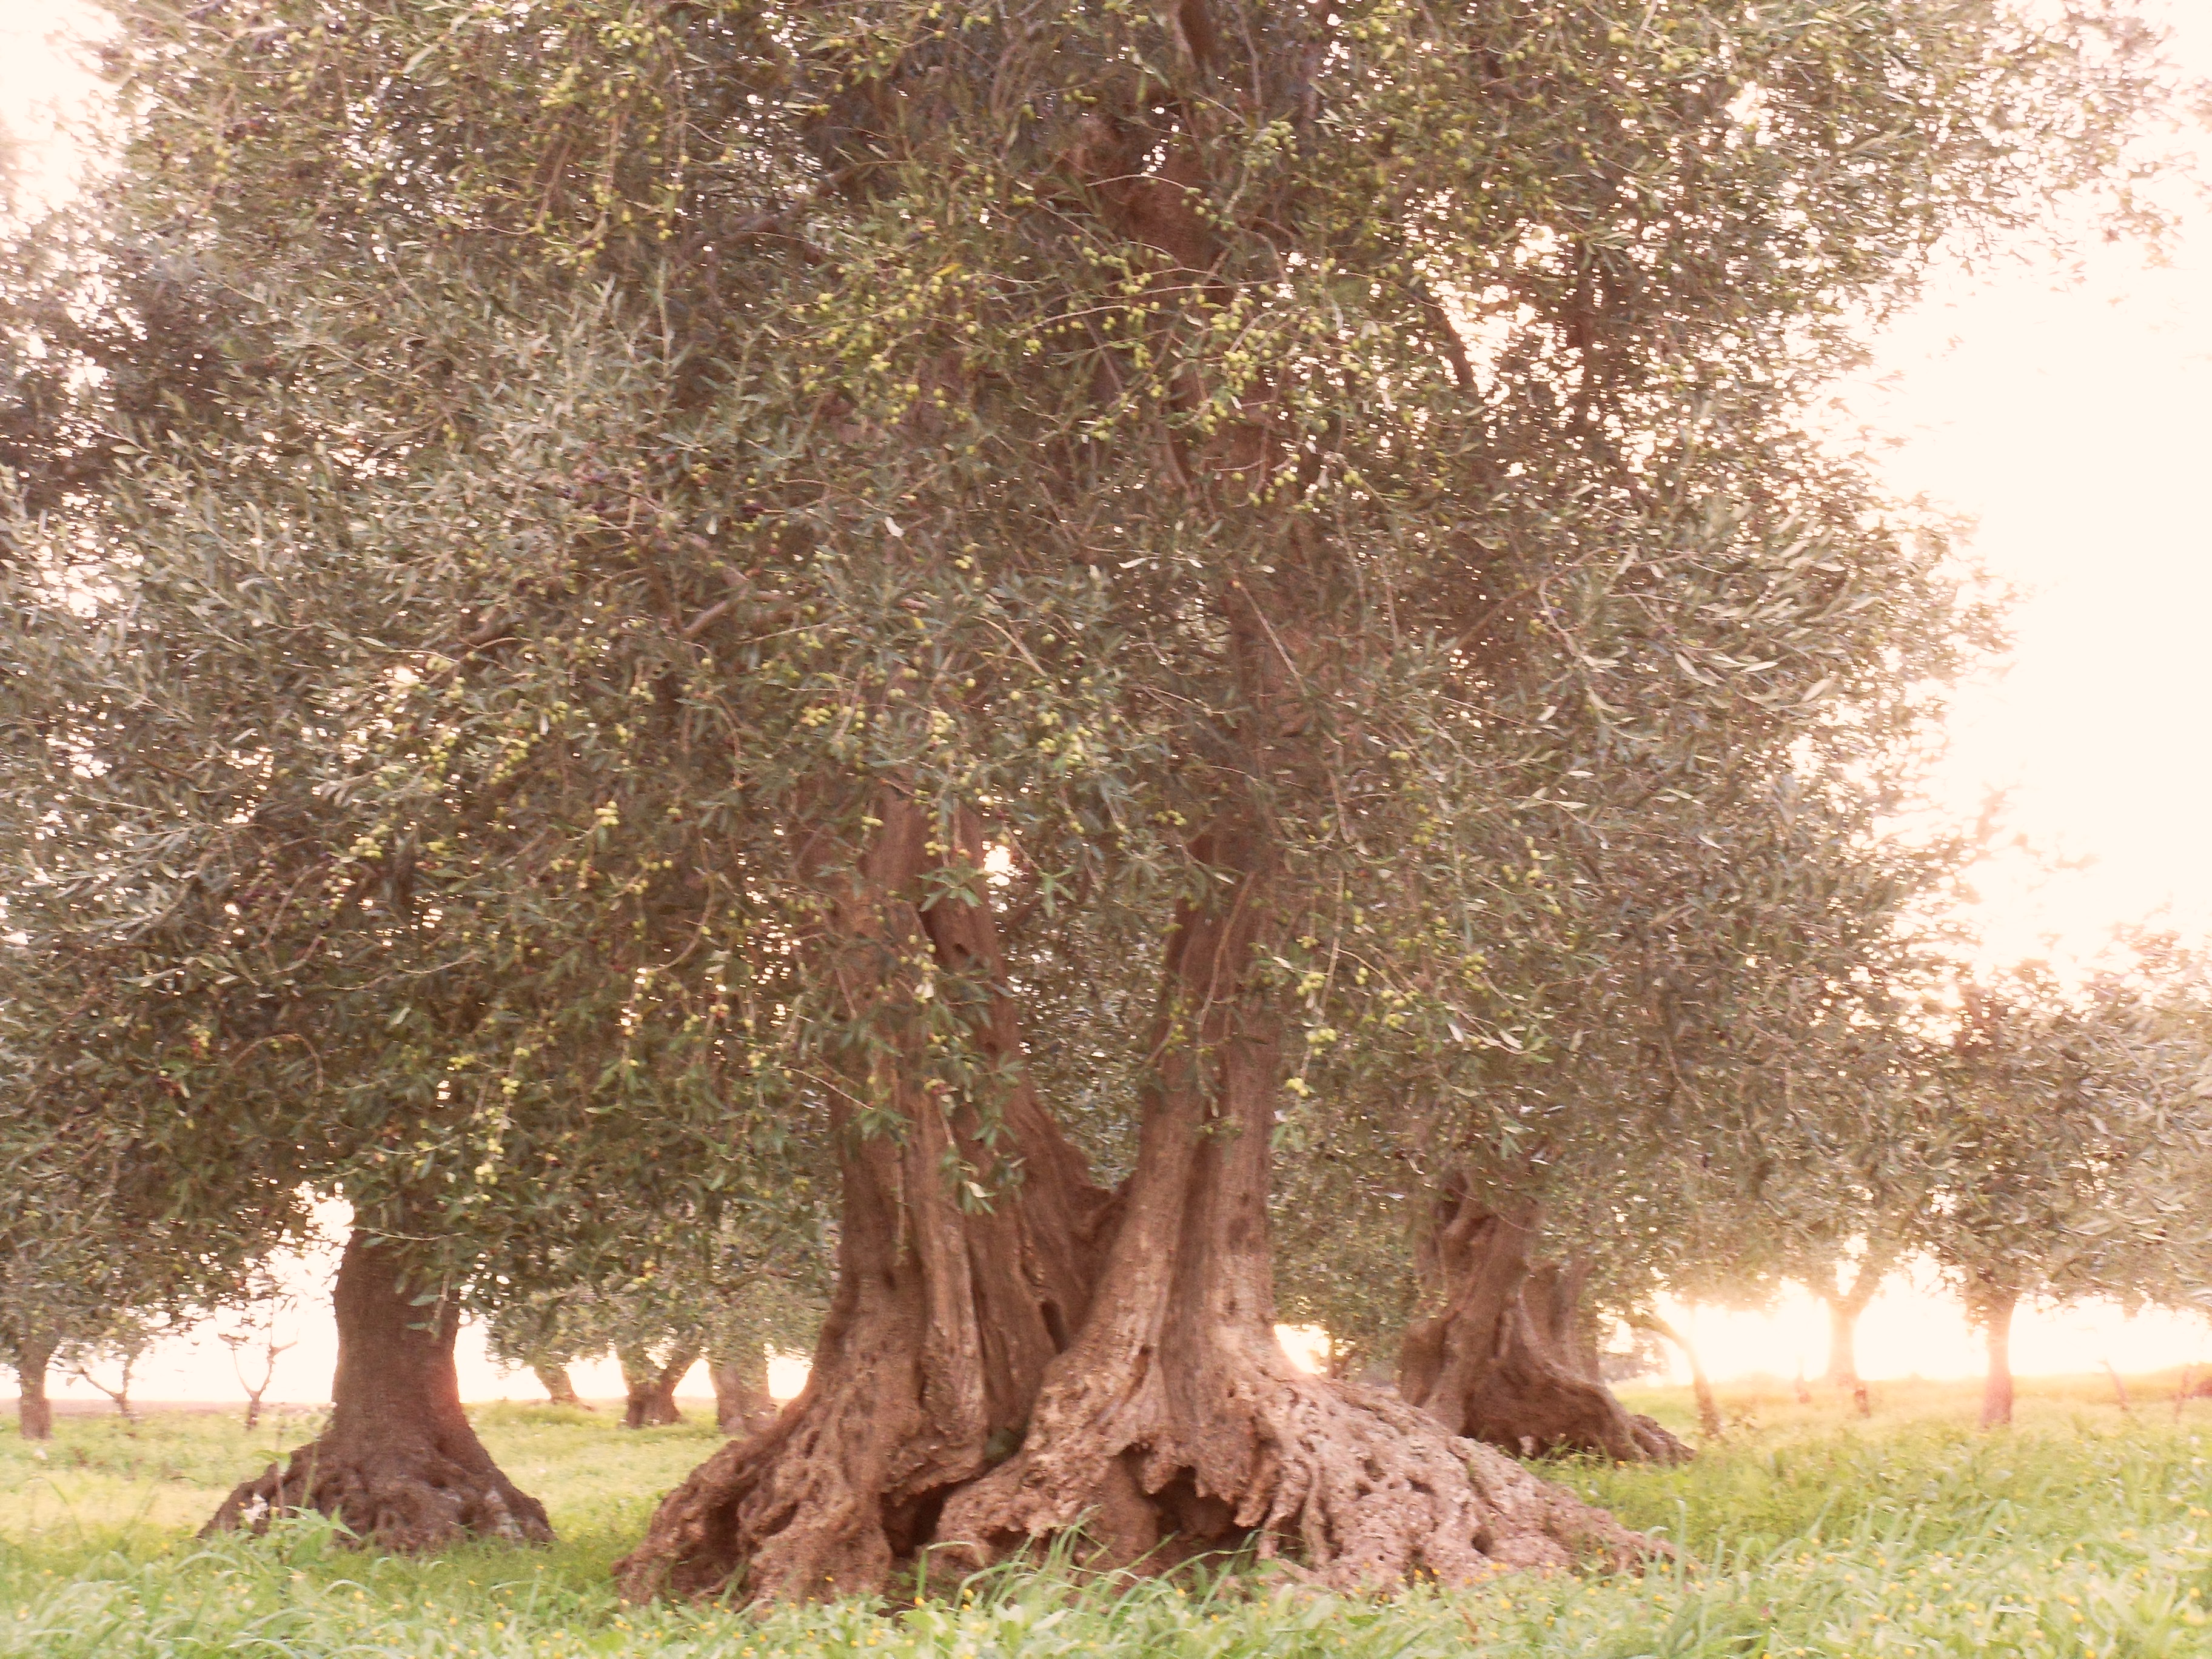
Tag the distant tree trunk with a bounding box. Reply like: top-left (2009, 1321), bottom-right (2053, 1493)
top-left (205, 1230), bottom-right (554, 1549)
top-left (1396, 1188), bottom-right (1688, 1464)
top-left (616, 796), bottom-right (1654, 1604)
top-left (1820, 1254), bottom-right (1886, 1418)
top-left (1638, 1313), bottom-right (1722, 1440)
top-left (709, 1347), bottom-right (776, 1436)
top-left (13, 1332), bottom-right (55, 1441)
top-left (1824, 1295), bottom-right (1860, 1390)
top-left (532, 1363), bottom-right (586, 1409)
top-left (1978, 1288), bottom-right (2018, 1429)
top-left (620, 1346), bottom-right (699, 1429)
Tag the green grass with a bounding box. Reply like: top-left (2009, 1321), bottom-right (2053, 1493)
top-left (7, 1378), bottom-right (2212, 1655)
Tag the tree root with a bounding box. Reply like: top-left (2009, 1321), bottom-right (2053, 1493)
top-left (204, 1435), bottom-right (554, 1552)
top-left (936, 1369), bottom-right (1657, 1591)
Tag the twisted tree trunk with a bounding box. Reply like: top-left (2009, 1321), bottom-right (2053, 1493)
top-left (615, 797), bottom-right (1116, 1602)
top-left (620, 1346), bottom-right (699, 1429)
top-left (12, 1332), bottom-right (55, 1441)
top-left (206, 1232), bottom-right (552, 1549)
top-left (618, 802), bottom-right (1652, 1604)
top-left (1397, 1190), bottom-right (1688, 1465)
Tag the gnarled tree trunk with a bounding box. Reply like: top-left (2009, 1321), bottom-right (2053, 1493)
top-left (533, 1362), bottom-right (587, 1408)
top-left (12, 1332), bottom-right (55, 1441)
top-left (711, 1347), bottom-right (777, 1436)
top-left (615, 797), bottom-right (1116, 1602)
top-left (1977, 1287), bottom-right (2018, 1429)
top-left (205, 1232), bottom-right (552, 1549)
top-left (620, 1345), bottom-right (699, 1429)
top-left (1397, 1189), bottom-right (1688, 1465)
top-left (617, 802), bottom-right (1653, 1604)
top-left (935, 814), bottom-right (1650, 1586)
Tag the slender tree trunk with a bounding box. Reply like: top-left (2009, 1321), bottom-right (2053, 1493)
top-left (620, 1346), bottom-right (699, 1429)
top-left (1397, 1190), bottom-right (1687, 1464)
top-left (1823, 1295), bottom-right (1859, 1392)
top-left (1638, 1314), bottom-right (1721, 1439)
top-left (532, 1363), bottom-right (586, 1409)
top-left (1822, 1295), bottom-right (1873, 1418)
top-left (205, 1231), bottom-right (553, 1549)
top-left (1979, 1289), bottom-right (2017, 1429)
top-left (13, 1333), bottom-right (55, 1441)
top-left (618, 799), bottom-right (1651, 1604)
top-left (709, 1347), bottom-right (776, 1436)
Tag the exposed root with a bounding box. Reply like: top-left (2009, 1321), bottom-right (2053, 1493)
top-left (205, 1436), bottom-right (553, 1551)
top-left (936, 1362), bottom-right (1657, 1590)
top-left (609, 1361), bottom-right (969, 1604)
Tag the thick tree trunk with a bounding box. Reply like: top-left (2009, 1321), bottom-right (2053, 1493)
top-left (1979, 1289), bottom-right (2017, 1429)
top-left (1396, 1191), bottom-right (1687, 1464)
top-left (620, 1346), bottom-right (699, 1429)
top-left (931, 814), bottom-right (1652, 1589)
top-left (13, 1333), bottom-right (55, 1441)
top-left (617, 801), bottom-right (1652, 1603)
top-left (710, 1348), bottom-right (777, 1436)
top-left (615, 796), bottom-right (1116, 1602)
top-left (532, 1363), bottom-right (587, 1408)
top-left (205, 1232), bottom-right (553, 1549)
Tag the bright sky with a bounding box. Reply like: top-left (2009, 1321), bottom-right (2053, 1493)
top-left (12, 1), bottom-right (2212, 1406)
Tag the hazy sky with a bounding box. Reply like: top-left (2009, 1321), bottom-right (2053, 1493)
top-left (7, 1), bottom-right (2211, 1401)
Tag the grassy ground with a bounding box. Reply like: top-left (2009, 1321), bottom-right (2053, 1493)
top-left (6, 1376), bottom-right (2212, 1656)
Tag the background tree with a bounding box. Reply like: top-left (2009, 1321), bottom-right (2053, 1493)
top-left (1928, 951), bottom-right (2212, 1427)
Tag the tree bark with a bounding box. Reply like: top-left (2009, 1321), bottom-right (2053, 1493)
top-left (204, 1232), bottom-right (553, 1549)
top-left (928, 812), bottom-right (1653, 1588)
top-left (614, 796), bottom-right (1117, 1602)
top-left (617, 800), bottom-right (1652, 1603)
top-left (1396, 1190), bottom-right (1688, 1464)
top-left (620, 1345), bottom-right (699, 1429)
top-left (532, 1362), bottom-right (587, 1408)
top-left (710, 1347), bottom-right (777, 1436)
top-left (1978, 1289), bottom-right (2017, 1429)
top-left (13, 1332), bottom-right (55, 1441)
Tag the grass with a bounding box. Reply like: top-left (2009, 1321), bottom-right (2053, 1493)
top-left (6, 1377), bottom-right (2212, 1655)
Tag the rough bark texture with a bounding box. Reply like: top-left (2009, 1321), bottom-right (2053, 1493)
top-left (711, 1350), bottom-right (778, 1436)
top-left (205, 1232), bottom-right (554, 1549)
top-left (13, 1334), bottom-right (55, 1441)
top-left (621, 1346), bottom-right (699, 1429)
top-left (1398, 1191), bottom-right (1689, 1465)
top-left (616, 803), bottom-right (1654, 1603)
top-left (614, 796), bottom-right (1116, 1603)
top-left (932, 818), bottom-right (1651, 1587)
top-left (533, 1362), bottom-right (587, 1408)
top-left (1979, 1290), bottom-right (2017, 1429)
